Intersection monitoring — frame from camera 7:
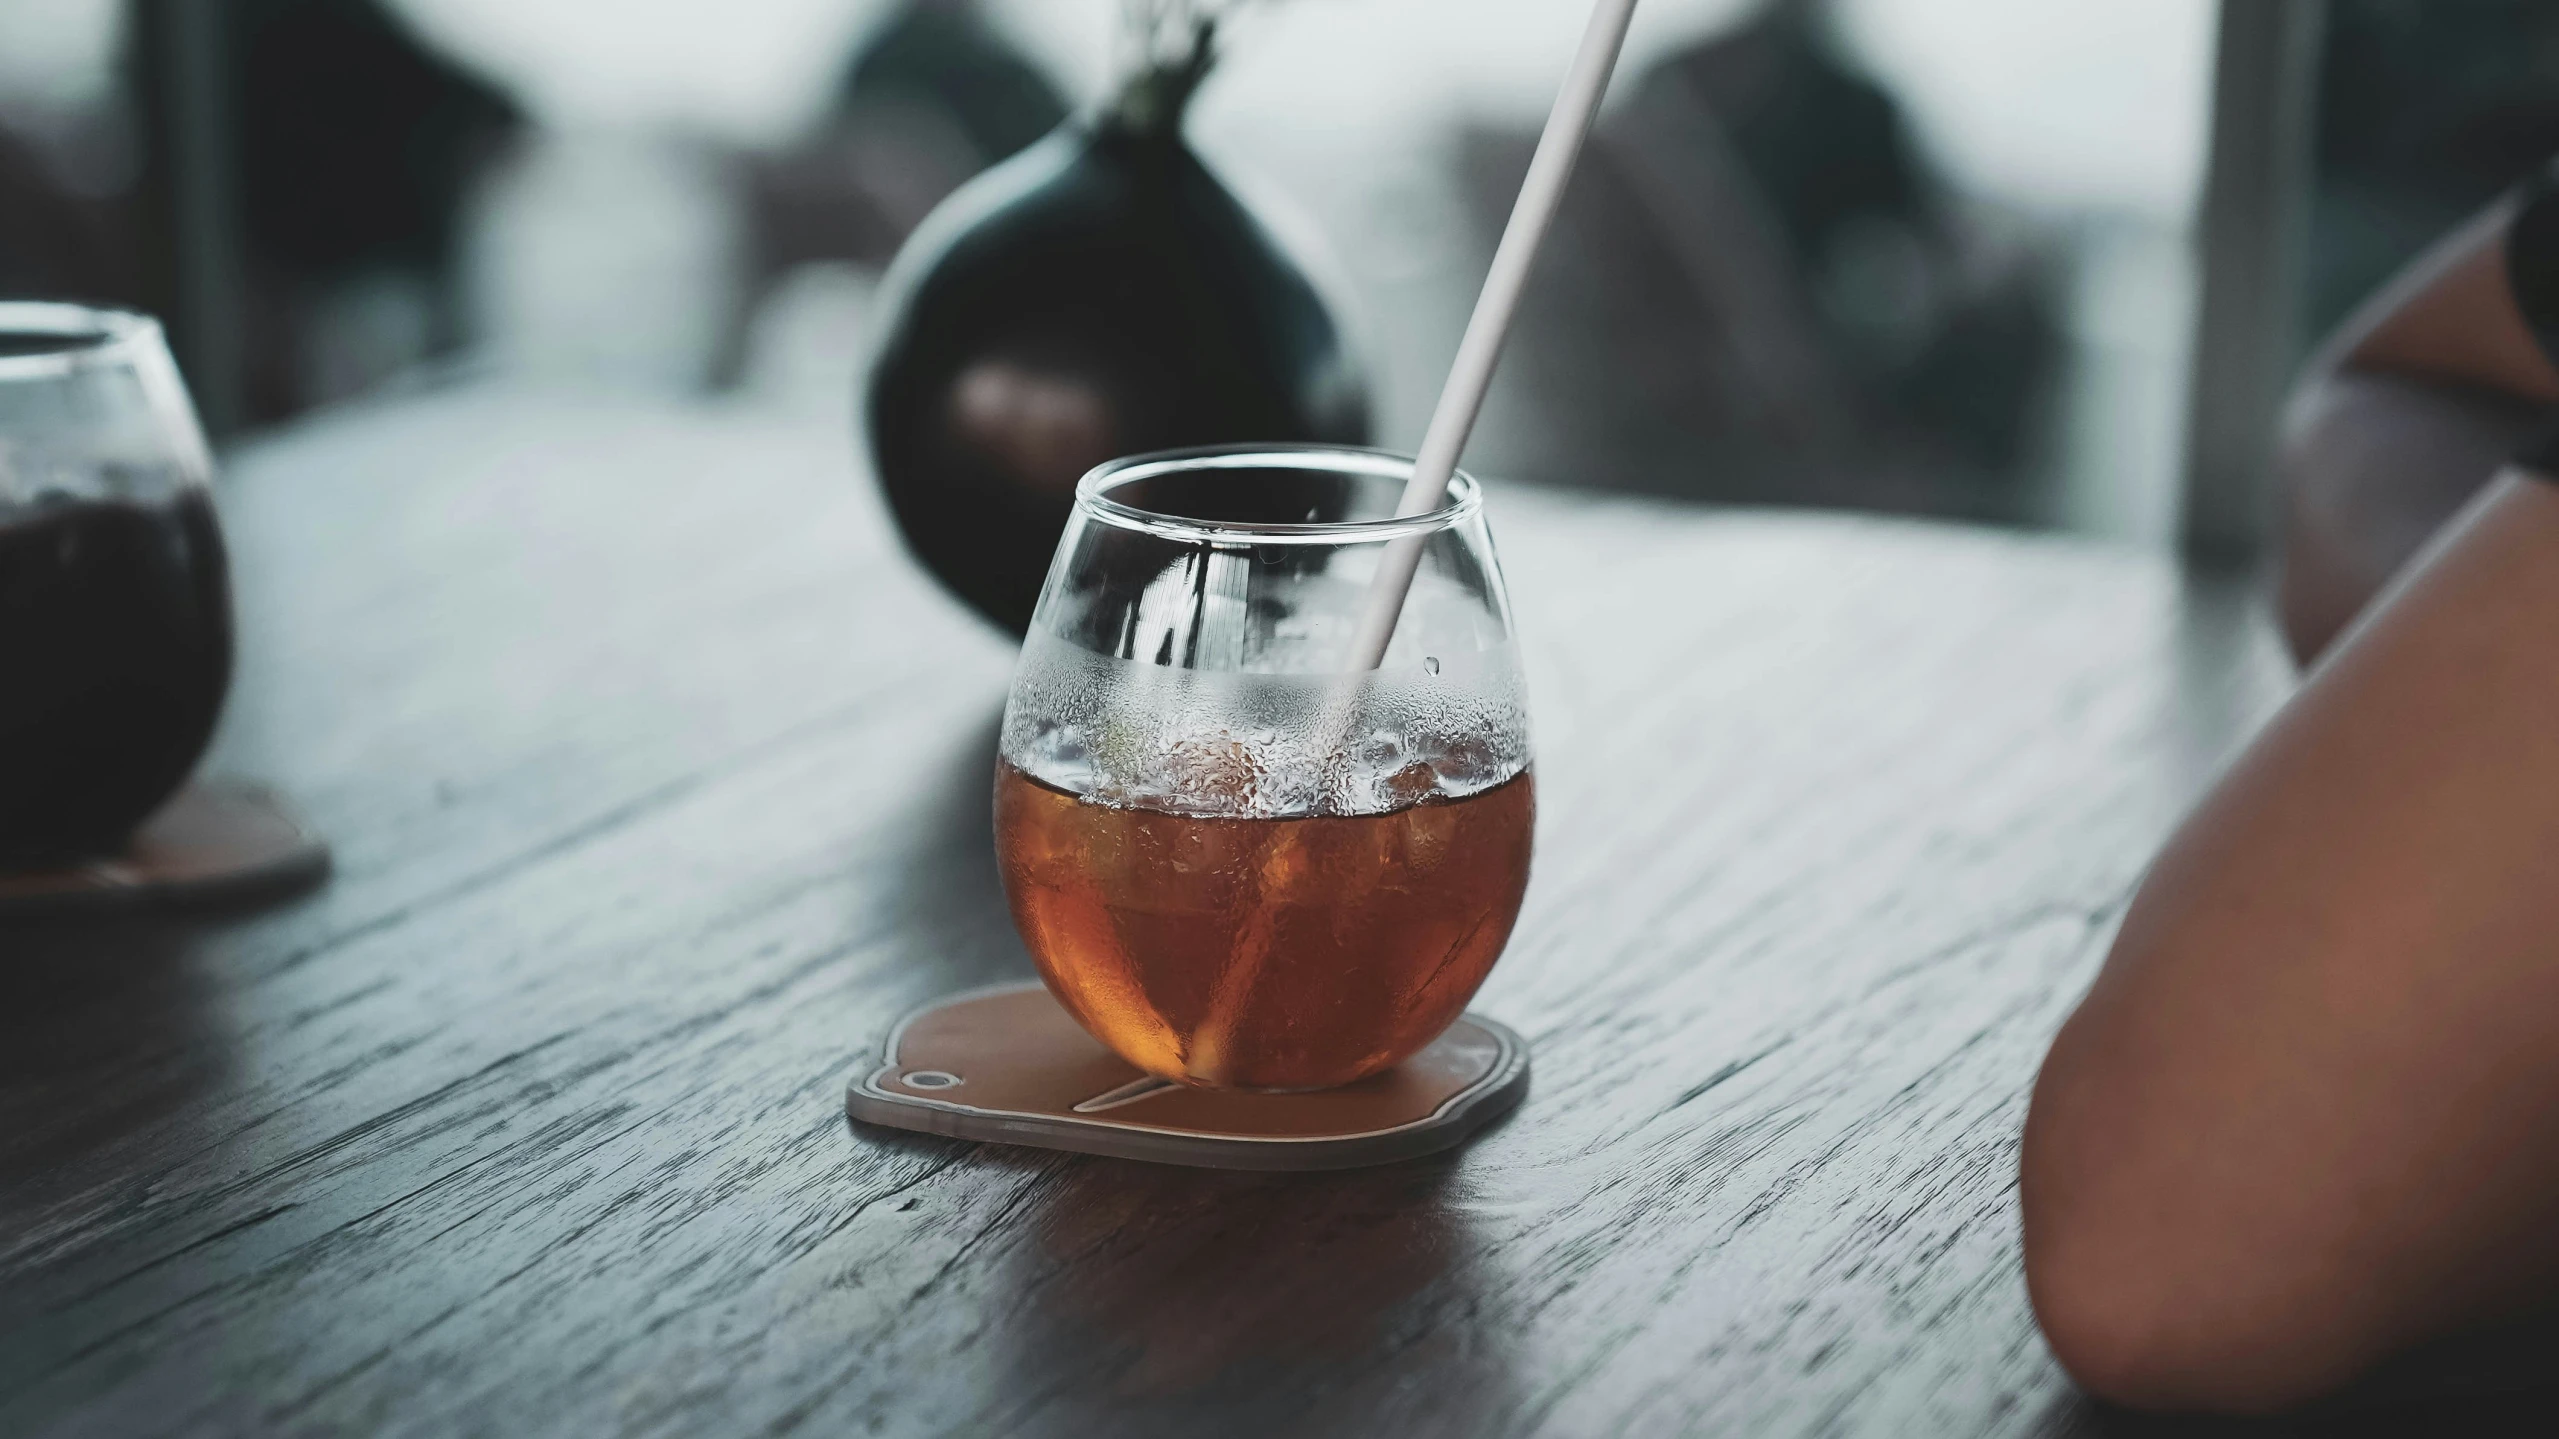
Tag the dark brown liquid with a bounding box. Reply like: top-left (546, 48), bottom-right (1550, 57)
top-left (995, 760), bottom-right (1534, 1091)
top-left (0, 489), bottom-right (234, 863)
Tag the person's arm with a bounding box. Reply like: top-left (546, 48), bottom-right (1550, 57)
top-left (2026, 471), bottom-right (2559, 1411)
top-left (2277, 199), bottom-right (2559, 663)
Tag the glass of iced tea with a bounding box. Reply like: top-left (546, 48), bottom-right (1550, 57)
top-left (995, 444), bottom-right (1533, 1091)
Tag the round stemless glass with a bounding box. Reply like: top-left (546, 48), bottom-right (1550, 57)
top-left (995, 444), bottom-right (1534, 1091)
top-left (0, 304), bottom-right (233, 865)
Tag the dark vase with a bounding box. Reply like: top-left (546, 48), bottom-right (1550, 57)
top-left (862, 60), bottom-right (1370, 634)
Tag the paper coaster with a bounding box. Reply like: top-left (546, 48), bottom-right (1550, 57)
top-left (846, 982), bottom-right (1529, 1171)
top-left (0, 780), bottom-right (330, 916)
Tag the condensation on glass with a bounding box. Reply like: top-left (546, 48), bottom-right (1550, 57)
top-left (995, 445), bottom-right (1535, 1091)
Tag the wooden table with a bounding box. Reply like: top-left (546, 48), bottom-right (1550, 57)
top-left (1, 387), bottom-right (2315, 1435)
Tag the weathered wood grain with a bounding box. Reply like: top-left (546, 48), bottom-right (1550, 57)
top-left (1, 386), bottom-right (2308, 1436)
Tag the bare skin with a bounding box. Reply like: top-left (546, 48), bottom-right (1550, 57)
top-left (2277, 370), bottom-right (2547, 659)
top-left (2277, 201), bottom-right (2559, 661)
top-left (2023, 199), bottom-right (2559, 1412)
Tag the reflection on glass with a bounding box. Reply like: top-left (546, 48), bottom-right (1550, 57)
top-left (996, 446), bottom-right (1533, 1091)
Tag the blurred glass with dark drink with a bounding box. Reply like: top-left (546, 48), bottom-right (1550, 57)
top-left (0, 303), bottom-right (231, 865)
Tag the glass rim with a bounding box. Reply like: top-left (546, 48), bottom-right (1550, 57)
top-left (0, 302), bottom-right (163, 383)
top-left (1075, 444), bottom-right (1483, 546)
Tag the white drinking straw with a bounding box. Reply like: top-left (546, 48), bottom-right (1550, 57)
top-left (1344, 0), bottom-right (1641, 670)
top-left (1195, 0), bottom-right (1639, 1083)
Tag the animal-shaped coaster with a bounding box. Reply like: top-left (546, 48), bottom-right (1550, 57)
top-left (0, 780), bottom-right (329, 916)
top-left (846, 982), bottom-right (1529, 1171)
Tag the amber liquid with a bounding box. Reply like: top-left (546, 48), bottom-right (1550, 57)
top-left (994, 760), bottom-right (1534, 1091)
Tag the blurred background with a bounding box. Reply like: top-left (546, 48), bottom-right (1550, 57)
top-left (4, 0), bottom-right (2556, 550)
